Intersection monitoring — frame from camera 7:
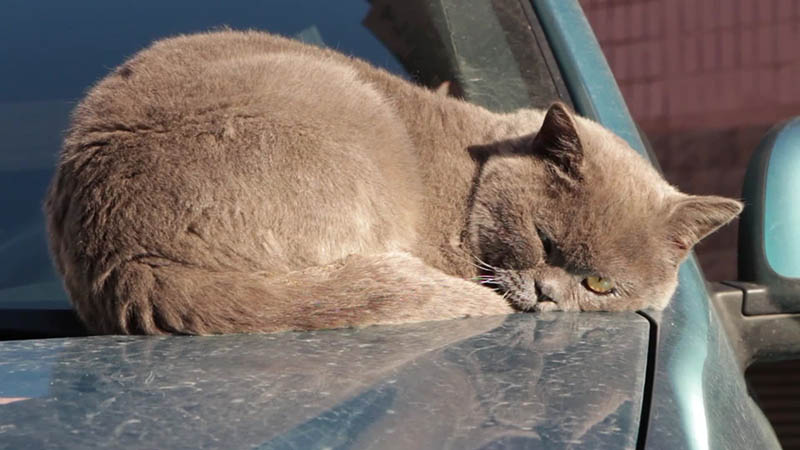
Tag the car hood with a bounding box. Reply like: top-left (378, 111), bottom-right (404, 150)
top-left (0, 313), bottom-right (649, 449)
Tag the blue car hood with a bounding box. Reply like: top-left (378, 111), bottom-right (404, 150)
top-left (0, 313), bottom-right (649, 449)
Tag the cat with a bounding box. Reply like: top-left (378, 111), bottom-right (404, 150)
top-left (45, 30), bottom-right (743, 335)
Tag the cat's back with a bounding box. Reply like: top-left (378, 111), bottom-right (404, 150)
top-left (50, 31), bottom-right (423, 276)
top-left (69, 31), bottom-right (393, 149)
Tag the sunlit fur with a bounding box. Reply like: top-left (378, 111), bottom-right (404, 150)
top-left (45, 31), bottom-right (742, 335)
top-left (466, 107), bottom-right (742, 312)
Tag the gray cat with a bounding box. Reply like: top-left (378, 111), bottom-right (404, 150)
top-left (45, 30), bottom-right (742, 335)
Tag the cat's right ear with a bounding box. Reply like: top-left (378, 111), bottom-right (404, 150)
top-left (665, 194), bottom-right (744, 258)
top-left (530, 102), bottom-right (583, 180)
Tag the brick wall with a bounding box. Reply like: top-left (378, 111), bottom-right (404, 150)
top-left (580, 0), bottom-right (800, 281)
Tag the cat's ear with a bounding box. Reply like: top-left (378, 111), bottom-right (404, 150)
top-left (530, 102), bottom-right (583, 180)
top-left (665, 195), bottom-right (744, 256)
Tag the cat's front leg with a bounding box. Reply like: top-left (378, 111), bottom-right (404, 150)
top-left (353, 251), bottom-right (517, 322)
top-left (276, 251), bottom-right (516, 330)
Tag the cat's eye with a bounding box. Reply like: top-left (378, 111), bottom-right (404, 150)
top-left (583, 276), bottom-right (615, 295)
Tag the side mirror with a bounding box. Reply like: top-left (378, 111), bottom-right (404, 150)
top-left (711, 118), bottom-right (800, 368)
top-left (738, 118), bottom-right (800, 313)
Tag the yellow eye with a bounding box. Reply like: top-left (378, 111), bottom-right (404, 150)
top-left (584, 276), bottom-right (615, 295)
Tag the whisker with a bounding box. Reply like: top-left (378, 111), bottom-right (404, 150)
top-left (466, 260), bottom-right (490, 271)
top-left (466, 251), bottom-right (499, 273)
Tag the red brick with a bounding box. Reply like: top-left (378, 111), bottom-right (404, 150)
top-left (611, 46), bottom-right (629, 81)
top-left (662, 89), bottom-right (673, 121)
top-left (757, 26), bottom-right (777, 65)
top-left (633, 42), bottom-right (649, 80)
top-left (664, 77), bottom-right (687, 117)
top-left (639, 2), bottom-right (650, 40)
top-left (625, 45), bottom-right (641, 82)
top-left (646, 40), bottom-right (664, 78)
top-left (719, 0), bottom-right (736, 28)
top-left (681, 0), bottom-right (700, 32)
top-left (718, 71), bottom-right (739, 111)
top-left (777, 64), bottom-right (800, 104)
top-left (636, 82), bottom-right (650, 118)
top-left (687, 75), bottom-right (705, 114)
top-left (776, 23), bottom-right (798, 63)
top-left (664, 1), bottom-right (680, 36)
top-left (695, 73), bottom-right (715, 112)
top-left (757, 0), bottom-right (775, 24)
top-left (701, 0), bottom-right (719, 30)
top-left (618, 82), bottom-right (632, 108)
top-left (720, 29), bottom-right (736, 68)
top-left (696, 73), bottom-right (719, 112)
top-left (702, 33), bottom-right (719, 71)
top-left (681, 37), bottom-right (700, 73)
top-left (648, 80), bottom-right (666, 119)
top-left (739, 28), bottom-right (758, 67)
top-left (674, 76), bottom-right (694, 115)
top-left (630, 2), bottom-right (645, 40)
top-left (738, 69), bottom-right (760, 103)
top-left (617, 43), bottom-right (633, 81)
top-left (644, 1), bottom-right (665, 39)
top-left (627, 82), bottom-right (647, 118)
top-left (668, 78), bottom-right (687, 116)
top-left (595, 5), bottom-right (612, 42)
top-left (620, 43), bottom-right (637, 80)
top-left (664, 38), bottom-right (681, 75)
top-left (642, 81), bottom-right (656, 119)
top-left (588, 6), bottom-right (610, 44)
top-left (757, 68), bottom-right (778, 104)
top-left (611, 5), bottom-right (628, 42)
top-left (776, 0), bottom-right (794, 21)
top-left (712, 72), bottom-right (730, 113)
top-left (739, 0), bottom-right (757, 25)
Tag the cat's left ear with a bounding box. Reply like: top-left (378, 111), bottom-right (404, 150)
top-left (530, 102), bottom-right (583, 180)
top-left (665, 195), bottom-right (744, 256)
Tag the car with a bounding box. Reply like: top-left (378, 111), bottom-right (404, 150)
top-left (1, 0), bottom-right (798, 448)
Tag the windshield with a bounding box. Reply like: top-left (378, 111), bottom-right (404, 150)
top-left (0, 0), bottom-right (565, 309)
top-left (2, 0), bottom-right (407, 307)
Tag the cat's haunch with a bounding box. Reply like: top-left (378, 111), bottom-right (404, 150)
top-left (45, 31), bottom-right (742, 335)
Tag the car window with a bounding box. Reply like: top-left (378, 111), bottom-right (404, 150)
top-left (0, 0), bottom-right (565, 309)
top-left (0, 0), bottom-right (410, 308)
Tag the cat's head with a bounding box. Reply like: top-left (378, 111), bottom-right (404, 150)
top-left (466, 102), bottom-right (742, 312)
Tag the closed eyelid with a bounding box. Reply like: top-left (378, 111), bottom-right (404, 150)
top-left (536, 226), bottom-right (553, 252)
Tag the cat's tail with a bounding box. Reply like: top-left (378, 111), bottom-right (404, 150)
top-left (75, 252), bottom-right (512, 335)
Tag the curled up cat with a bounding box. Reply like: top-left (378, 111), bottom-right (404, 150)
top-left (45, 30), bottom-right (743, 335)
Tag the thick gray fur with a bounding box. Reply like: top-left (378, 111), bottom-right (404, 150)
top-left (45, 31), bottom-right (743, 334)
